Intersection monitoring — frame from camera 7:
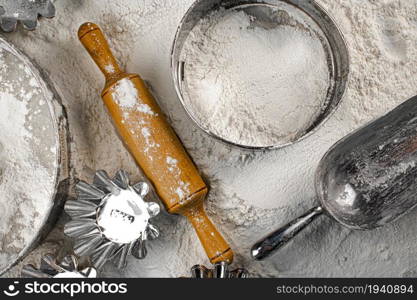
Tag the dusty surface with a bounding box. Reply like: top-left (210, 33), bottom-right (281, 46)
top-left (2, 0), bottom-right (417, 277)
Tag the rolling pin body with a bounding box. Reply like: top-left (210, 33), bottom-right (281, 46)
top-left (78, 22), bottom-right (233, 264)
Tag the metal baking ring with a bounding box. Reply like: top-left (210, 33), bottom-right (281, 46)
top-left (171, 0), bottom-right (350, 150)
top-left (0, 37), bottom-right (70, 275)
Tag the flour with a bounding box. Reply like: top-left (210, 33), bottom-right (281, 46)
top-left (0, 42), bottom-right (59, 273)
top-left (3, 0), bottom-right (417, 278)
top-left (165, 156), bottom-right (190, 199)
top-left (112, 78), bottom-right (156, 115)
top-left (112, 78), bottom-right (138, 108)
top-left (180, 6), bottom-right (330, 147)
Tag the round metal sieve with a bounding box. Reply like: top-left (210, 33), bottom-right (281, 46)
top-left (0, 37), bottom-right (70, 275)
top-left (171, 0), bottom-right (349, 149)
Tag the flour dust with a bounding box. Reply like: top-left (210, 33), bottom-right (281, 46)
top-left (180, 4), bottom-right (331, 147)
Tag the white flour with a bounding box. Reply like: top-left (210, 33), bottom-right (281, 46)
top-left (180, 6), bottom-right (330, 147)
top-left (0, 43), bottom-right (58, 272)
top-left (4, 0), bottom-right (417, 277)
top-left (112, 78), bottom-right (138, 108)
top-left (112, 78), bottom-right (155, 116)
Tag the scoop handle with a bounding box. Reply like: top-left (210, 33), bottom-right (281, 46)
top-left (251, 206), bottom-right (323, 260)
top-left (78, 22), bottom-right (122, 80)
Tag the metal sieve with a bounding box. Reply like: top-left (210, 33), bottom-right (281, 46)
top-left (0, 37), bottom-right (70, 275)
top-left (171, 0), bottom-right (349, 149)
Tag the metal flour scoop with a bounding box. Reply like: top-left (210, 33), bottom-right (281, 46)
top-left (252, 95), bottom-right (417, 260)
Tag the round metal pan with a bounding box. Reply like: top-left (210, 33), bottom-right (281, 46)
top-left (0, 37), bottom-right (70, 275)
top-left (171, 0), bottom-right (350, 150)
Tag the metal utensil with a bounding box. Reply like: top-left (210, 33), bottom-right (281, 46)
top-left (0, 0), bottom-right (55, 32)
top-left (64, 170), bottom-right (160, 269)
top-left (252, 95), bottom-right (417, 260)
top-left (22, 254), bottom-right (97, 278)
top-left (189, 262), bottom-right (249, 278)
top-left (171, 0), bottom-right (349, 149)
top-left (0, 37), bottom-right (69, 275)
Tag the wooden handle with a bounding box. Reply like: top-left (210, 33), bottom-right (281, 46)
top-left (78, 22), bottom-right (233, 264)
top-left (78, 22), bottom-right (122, 81)
top-left (184, 203), bottom-right (233, 264)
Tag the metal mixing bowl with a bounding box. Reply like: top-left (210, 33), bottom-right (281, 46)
top-left (171, 0), bottom-right (349, 149)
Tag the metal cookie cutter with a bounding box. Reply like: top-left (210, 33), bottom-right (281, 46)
top-left (0, 0), bottom-right (55, 32)
top-left (21, 254), bottom-right (97, 278)
top-left (190, 262), bottom-right (248, 278)
top-left (64, 170), bottom-right (160, 269)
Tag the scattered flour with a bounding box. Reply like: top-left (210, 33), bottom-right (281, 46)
top-left (112, 78), bottom-right (156, 115)
top-left (3, 0), bottom-right (417, 278)
top-left (180, 6), bottom-right (331, 147)
top-left (112, 78), bottom-right (138, 108)
top-left (166, 155), bottom-right (190, 200)
top-left (104, 64), bottom-right (115, 73)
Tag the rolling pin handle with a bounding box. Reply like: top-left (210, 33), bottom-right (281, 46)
top-left (251, 206), bottom-right (323, 260)
top-left (184, 203), bottom-right (234, 264)
top-left (78, 22), bottom-right (235, 265)
top-left (78, 22), bottom-right (122, 79)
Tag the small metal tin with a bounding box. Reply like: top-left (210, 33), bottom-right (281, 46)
top-left (64, 170), bottom-right (160, 269)
top-left (171, 0), bottom-right (349, 150)
top-left (189, 262), bottom-right (249, 278)
top-left (0, 0), bottom-right (55, 32)
top-left (22, 254), bottom-right (97, 278)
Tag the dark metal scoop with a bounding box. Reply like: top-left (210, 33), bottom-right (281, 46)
top-left (252, 95), bottom-right (417, 260)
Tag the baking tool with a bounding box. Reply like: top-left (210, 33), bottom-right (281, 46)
top-left (22, 254), bottom-right (97, 278)
top-left (0, 0), bottom-right (55, 32)
top-left (189, 262), bottom-right (248, 278)
top-left (0, 37), bottom-right (69, 275)
top-left (171, 0), bottom-right (349, 149)
top-left (64, 170), bottom-right (160, 269)
top-left (78, 22), bottom-right (233, 265)
top-left (252, 95), bottom-right (417, 260)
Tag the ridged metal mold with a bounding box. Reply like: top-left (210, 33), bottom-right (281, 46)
top-left (190, 262), bottom-right (248, 278)
top-left (64, 170), bottom-right (160, 269)
top-left (0, 0), bottom-right (55, 32)
top-left (22, 254), bottom-right (97, 278)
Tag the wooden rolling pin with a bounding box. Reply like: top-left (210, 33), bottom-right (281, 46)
top-left (78, 22), bottom-right (233, 264)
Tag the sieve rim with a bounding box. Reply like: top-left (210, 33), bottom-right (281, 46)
top-left (0, 37), bottom-right (70, 275)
